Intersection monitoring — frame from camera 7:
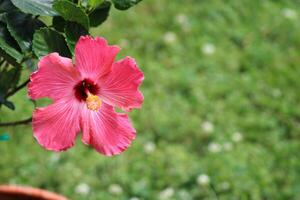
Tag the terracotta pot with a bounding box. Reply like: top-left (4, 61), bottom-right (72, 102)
top-left (0, 185), bottom-right (68, 200)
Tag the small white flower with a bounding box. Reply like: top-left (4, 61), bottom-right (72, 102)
top-left (108, 184), bottom-right (123, 195)
top-left (197, 174), bottom-right (210, 186)
top-left (144, 141), bottom-right (156, 153)
top-left (129, 197), bottom-right (140, 200)
top-left (175, 14), bottom-right (190, 32)
top-left (232, 132), bottom-right (243, 142)
top-left (282, 8), bottom-right (297, 19)
top-left (75, 183), bottom-right (90, 195)
top-left (201, 121), bottom-right (214, 134)
top-left (220, 181), bottom-right (230, 190)
top-left (223, 142), bottom-right (233, 151)
top-left (208, 142), bottom-right (221, 153)
top-left (202, 43), bottom-right (215, 55)
top-left (178, 190), bottom-right (192, 200)
top-left (159, 187), bottom-right (174, 200)
top-left (175, 14), bottom-right (188, 25)
top-left (272, 88), bottom-right (282, 98)
top-left (163, 32), bottom-right (177, 44)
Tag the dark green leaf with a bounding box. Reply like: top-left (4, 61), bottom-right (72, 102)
top-left (52, 16), bottom-right (66, 32)
top-left (32, 28), bottom-right (71, 58)
top-left (65, 22), bottom-right (88, 55)
top-left (0, 0), bottom-right (17, 13)
top-left (10, 0), bottom-right (57, 16)
top-left (112, 0), bottom-right (142, 10)
top-left (53, 0), bottom-right (89, 30)
top-left (0, 64), bottom-right (21, 99)
top-left (0, 13), bottom-right (5, 22)
top-left (0, 22), bottom-right (22, 62)
top-left (3, 100), bottom-right (14, 110)
top-left (89, 1), bottom-right (111, 27)
top-left (0, 49), bottom-right (23, 69)
top-left (6, 12), bottom-right (45, 52)
top-left (0, 62), bottom-right (22, 110)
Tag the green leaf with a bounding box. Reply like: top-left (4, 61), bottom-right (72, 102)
top-left (65, 22), bottom-right (88, 55)
top-left (10, 0), bottom-right (57, 16)
top-left (32, 28), bottom-right (71, 58)
top-left (53, 0), bottom-right (89, 30)
top-left (0, 22), bottom-right (22, 62)
top-left (52, 16), bottom-right (66, 32)
top-left (6, 12), bottom-right (45, 52)
top-left (112, 0), bottom-right (142, 10)
top-left (89, 1), bottom-right (111, 27)
top-left (89, 0), bottom-right (104, 8)
top-left (0, 49), bottom-right (23, 69)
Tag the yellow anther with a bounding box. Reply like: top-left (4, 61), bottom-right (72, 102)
top-left (86, 92), bottom-right (102, 111)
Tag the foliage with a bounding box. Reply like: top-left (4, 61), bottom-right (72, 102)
top-left (0, 0), bottom-right (142, 110)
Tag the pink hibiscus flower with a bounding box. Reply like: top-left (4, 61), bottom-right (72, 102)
top-left (28, 36), bottom-right (144, 156)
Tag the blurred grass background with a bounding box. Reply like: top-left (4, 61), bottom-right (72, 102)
top-left (1, 0), bottom-right (300, 199)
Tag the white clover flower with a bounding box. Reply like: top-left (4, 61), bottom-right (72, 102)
top-left (208, 142), bottom-right (221, 153)
top-left (220, 181), bottom-right (230, 190)
top-left (201, 121), bottom-right (214, 134)
top-left (201, 43), bottom-right (215, 55)
top-left (223, 142), bottom-right (233, 151)
top-left (175, 14), bottom-right (188, 25)
top-left (144, 141), bottom-right (156, 153)
top-left (75, 183), bottom-right (90, 195)
top-left (175, 14), bottom-right (190, 32)
top-left (232, 132), bottom-right (243, 142)
top-left (178, 190), bottom-right (192, 200)
top-left (108, 184), bottom-right (123, 195)
top-left (163, 32), bottom-right (177, 44)
top-left (282, 8), bottom-right (297, 19)
top-left (272, 88), bottom-right (282, 98)
top-left (197, 174), bottom-right (210, 186)
top-left (159, 187), bottom-right (174, 200)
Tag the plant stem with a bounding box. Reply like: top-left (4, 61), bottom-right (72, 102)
top-left (0, 117), bottom-right (32, 127)
top-left (5, 79), bottom-right (30, 98)
top-left (209, 184), bottom-right (219, 200)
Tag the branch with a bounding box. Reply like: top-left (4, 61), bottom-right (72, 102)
top-left (0, 117), bottom-right (32, 127)
top-left (5, 79), bottom-right (30, 98)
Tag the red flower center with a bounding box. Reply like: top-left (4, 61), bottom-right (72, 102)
top-left (74, 79), bottom-right (99, 101)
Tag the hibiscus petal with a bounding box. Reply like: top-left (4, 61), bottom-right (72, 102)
top-left (81, 103), bottom-right (136, 156)
top-left (32, 99), bottom-right (82, 151)
top-left (75, 36), bottom-right (120, 80)
top-left (28, 53), bottom-right (81, 101)
top-left (99, 57), bottom-right (144, 112)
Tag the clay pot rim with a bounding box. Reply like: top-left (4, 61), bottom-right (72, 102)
top-left (0, 185), bottom-right (68, 200)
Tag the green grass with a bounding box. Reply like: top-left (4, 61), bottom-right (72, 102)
top-left (1, 0), bottom-right (300, 199)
